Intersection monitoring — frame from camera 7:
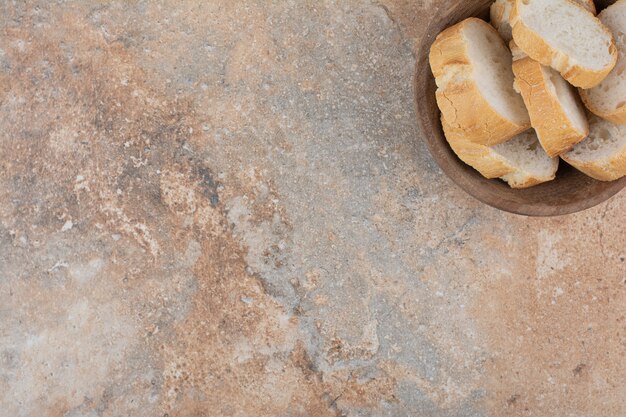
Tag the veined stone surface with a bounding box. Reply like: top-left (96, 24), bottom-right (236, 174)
top-left (0, 1), bottom-right (624, 416)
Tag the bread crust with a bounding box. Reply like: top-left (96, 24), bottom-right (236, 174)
top-left (510, 0), bottom-right (617, 89)
top-left (513, 57), bottom-right (589, 157)
top-left (430, 18), bottom-right (530, 146)
top-left (562, 147), bottom-right (626, 181)
top-left (492, 0), bottom-right (596, 43)
top-left (579, 0), bottom-right (626, 124)
top-left (443, 120), bottom-right (558, 188)
top-left (562, 154), bottom-right (626, 181)
top-left (491, 0), bottom-right (514, 42)
top-left (501, 170), bottom-right (557, 188)
top-left (580, 92), bottom-right (626, 125)
top-left (582, 0), bottom-right (597, 15)
top-left (442, 120), bottom-right (515, 178)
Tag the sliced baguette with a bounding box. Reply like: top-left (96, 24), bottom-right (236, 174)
top-left (430, 18), bottom-right (530, 146)
top-left (562, 114), bottom-right (626, 181)
top-left (509, 39), bottom-right (527, 61)
top-left (512, 55), bottom-right (589, 157)
top-left (576, 0), bottom-right (596, 14)
top-left (510, 0), bottom-right (617, 88)
top-left (580, 0), bottom-right (626, 124)
top-left (491, 0), bottom-right (596, 44)
top-left (443, 120), bottom-right (559, 188)
top-left (491, 0), bottom-right (516, 43)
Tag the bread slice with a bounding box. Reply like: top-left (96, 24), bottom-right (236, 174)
top-left (509, 39), bottom-right (527, 61)
top-left (580, 0), bottom-right (626, 124)
top-left (576, 0), bottom-right (596, 14)
top-left (513, 56), bottom-right (589, 157)
top-left (491, 0), bottom-right (516, 43)
top-left (511, 0), bottom-right (617, 88)
top-left (443, 121), bottom-right (559, 188)
top-left (430, 18), bottom-right (530, 146)
top-left (491, 0), bottom-right (596, 44)
top-left (562, 114), bottom-right (626, 181)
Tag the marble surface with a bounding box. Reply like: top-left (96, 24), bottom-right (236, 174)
top-left (0, 1), bottom-right (624, 416)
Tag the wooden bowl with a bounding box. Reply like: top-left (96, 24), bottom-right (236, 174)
top-left (414, 0), bottom-right (626, 216)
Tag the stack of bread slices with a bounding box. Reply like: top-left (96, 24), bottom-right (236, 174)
top-left (429, 0), bottom-right (626, 187)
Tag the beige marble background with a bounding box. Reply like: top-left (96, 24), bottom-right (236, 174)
top-left (0, 1), bottom-right (624, 416)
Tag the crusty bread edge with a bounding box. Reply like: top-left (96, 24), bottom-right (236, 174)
top-left (562, 149), bottom-right (626, 181)
top-left (491, 0), bottom-right (596, 44)
top-left (582, 0), bottom-right (597, 15)
top-left (501, 167), bottom-right (558, 188)
top-left (444, 119), bottom-right (558, 188)
top-left (442, 119), bottom-right (515, 178)
top-left (490, 0), bottom-right (513, 42)
top-left (513, 57), bottom-right (589, 157)
top-left (579, 91), bottom-right (626, 125)
top-left (578, 0), bottom-right (626, 123)
top-left (509, 40), bottom-right (527, 60)
top-left (510, 0), bottom-right (617, 89)
top-left (430, 17), bottom-right (530, 146)
top-left (490, 1), bottom-right (508, 26)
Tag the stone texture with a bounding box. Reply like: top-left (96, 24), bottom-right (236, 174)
top-left (0, 1), bottom-right (624, 416)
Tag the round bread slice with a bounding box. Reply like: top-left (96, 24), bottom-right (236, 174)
top-left (491, 0), bottom-right (596, 44)
top-left (430, 18), bottom-right (530, 146)
top-left (510, 0), bottom-right (617, 89)
top-left (513, 56), bottom-right (589, 157)
top-left (443, 120), bottom-right (559, 188)
top-left (562, 114), bottom-right (626, 181)
top-left (580, 0), bottom-right (626, 124)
